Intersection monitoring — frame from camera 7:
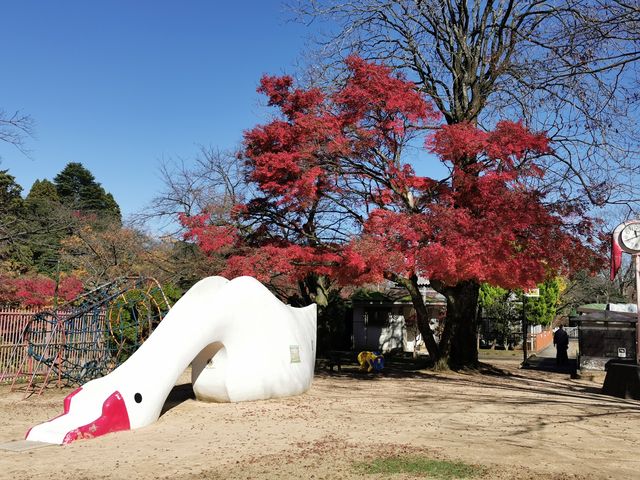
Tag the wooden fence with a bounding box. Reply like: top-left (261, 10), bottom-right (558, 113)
top-left (0, 306), bottom-right (109, 385)
top-left (0, 307), bottom-right (42, 383)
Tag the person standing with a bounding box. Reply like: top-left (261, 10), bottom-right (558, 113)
top-left (553, 325), bottom-right (570, 365)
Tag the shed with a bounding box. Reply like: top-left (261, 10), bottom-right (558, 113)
top-left (351, 281), bottom-right (446, 354)
top-left (571, 309), bottom-right (637, 370)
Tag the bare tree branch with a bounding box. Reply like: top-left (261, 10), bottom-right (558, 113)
top-left (132, 147), bottom-right (250, 235)
top-left (0, 109), bottom-right (34, 157)
top-left (294, 0), bottom-right (640, 216)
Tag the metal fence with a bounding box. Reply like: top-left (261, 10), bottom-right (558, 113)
top-left (565, 326), bottom-right (578, 339)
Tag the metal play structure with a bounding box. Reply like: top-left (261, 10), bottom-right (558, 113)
top-left (0, 277), bottom-right (171, 396)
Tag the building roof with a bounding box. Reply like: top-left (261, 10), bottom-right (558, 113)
top-left (577, 304), bottom-right (607, 311)
top-left (572, 310), bottom-right (637, 323)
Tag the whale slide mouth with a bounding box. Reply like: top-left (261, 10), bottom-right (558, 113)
top-left (26, 388), bottom-right (130, 445)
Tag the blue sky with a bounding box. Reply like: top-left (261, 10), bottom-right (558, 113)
top-left (0, 1), bottom-right (313, 220)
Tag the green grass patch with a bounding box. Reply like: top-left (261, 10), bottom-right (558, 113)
top-left (354, 455), bottom-right (482, 479)
top-left (478, 348), bottom-right (521, 358)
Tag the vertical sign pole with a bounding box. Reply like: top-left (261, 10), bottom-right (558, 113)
top-left (522, 299), bottom-right (528, 366)
top-left (636, 255), bottom-right (640, 364)
top-left (521, 289), bottom-right (538, 367)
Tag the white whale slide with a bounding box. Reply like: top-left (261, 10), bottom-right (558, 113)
top-left (25, 276), bottom-right (317, 444)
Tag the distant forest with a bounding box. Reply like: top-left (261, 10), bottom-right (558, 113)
top-left (0, 162), bottom-right (199, 307)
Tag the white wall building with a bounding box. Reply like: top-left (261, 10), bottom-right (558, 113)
top-left (351, 280), bottom-right (445, 354)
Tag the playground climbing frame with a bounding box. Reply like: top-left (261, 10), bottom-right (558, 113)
top-left (0, 277), bottom-right (171, 396)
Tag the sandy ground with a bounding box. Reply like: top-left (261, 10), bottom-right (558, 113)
top-left (1, 358), bottom-right (639, 480)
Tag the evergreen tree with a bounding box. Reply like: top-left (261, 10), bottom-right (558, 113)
top-left (0, 169), bottom-right (32, 273)
top-left (478, 284), bottom-right (520, 348)
top-left (479, 278), bottom-right (562, 341)
top-left (0, 169), bottom-right (23, 214)
top-left (524, 279), bottom-right (561, 327)
top-left (54, 162), bottom-right (121, 222)
top-left (26, 179), bottom-right (60, 204)
top-left (24, 179), bottom-right (68, 275)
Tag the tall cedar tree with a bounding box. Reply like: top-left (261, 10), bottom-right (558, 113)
top-left (54, 162), bottom-right (121, 223)
top-left (0, 169), bottom-right (30, 272)
top-left (182, 57), bottom-right (599, 366)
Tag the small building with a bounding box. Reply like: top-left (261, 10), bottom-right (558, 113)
top-left (351, 281), bottom-right (446, 354)
top-left (571, 305), bottom-right (637, 370)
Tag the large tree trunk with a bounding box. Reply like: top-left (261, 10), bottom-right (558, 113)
top-left (395, 274), bottom-right (440, 362)
top-left (432, 280), bottom-right (480, 369)
top-left (298, 274), bottom-right (329, 309)
top-left (299, 274), bottom-right (337, 354)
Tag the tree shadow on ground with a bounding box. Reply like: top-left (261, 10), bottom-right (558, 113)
top-left (315, 351), bottom-right (522, 381)
top-left (402, 362), bottom-right (638, 411)
top-left (160, 382), bottom-right (195, 416)
top-left (522, 354), bottom-right (578, 376)
top-left (315, 351), bottom-right (626, 407)
top-left (315, 352), bottom-right (438, 380)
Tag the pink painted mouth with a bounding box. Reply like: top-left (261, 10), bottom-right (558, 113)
top-left (62, 390), bottom-right (131, 444)
top-left (62, 387), bottom-right (83, 415)
top-left (25, 387), bottom-right (83, 440)
top-left (26, 388), bottom-right (131, 444)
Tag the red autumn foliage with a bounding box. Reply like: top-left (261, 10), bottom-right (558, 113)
top-left (181, 56), bottom-right (601, 294)
top-left (430, 120), bottom-right (550, 168)
top-left (223, 245), bottom-right (341, 285)
top-left (57, 276), bottom-right (84, 302)
top-left (0, 275), bottom-right (84, 308)
top-left (179, 213), bottom-right (238, 254)
top-left (335, 56), bottom-right (438, 132)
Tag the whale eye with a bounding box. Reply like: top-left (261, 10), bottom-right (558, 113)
top-left (134, 393), bottom-right (142, 403)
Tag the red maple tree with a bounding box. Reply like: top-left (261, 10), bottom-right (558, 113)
top-left (182, 56), bottom-right (600, 366)
top-left (0, 275), bottom-right (84, 308)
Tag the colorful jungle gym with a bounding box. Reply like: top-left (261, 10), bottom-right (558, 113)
top-left (0, 276), bottom-right (171, 395)
top-left (24, 276), bottom-right (317, 444)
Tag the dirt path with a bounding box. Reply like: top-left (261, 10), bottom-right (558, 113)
top-left (1, 359), bottom-right (638, 479)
